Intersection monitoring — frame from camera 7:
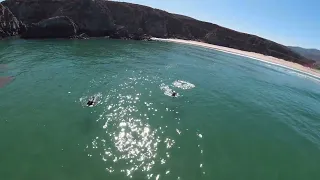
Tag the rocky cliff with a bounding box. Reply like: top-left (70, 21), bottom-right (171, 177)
top-left (1, 0), bottom-right (314, 65)
top-left (22, 16), bottom-right (78, 38)
top-left (0, 3), bottom-right (25, 39)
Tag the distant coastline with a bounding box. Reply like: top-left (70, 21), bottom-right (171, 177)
top-left (1, 0), bottom-right (315, 67)
top-left (152, 38), bottom-right (320, 80)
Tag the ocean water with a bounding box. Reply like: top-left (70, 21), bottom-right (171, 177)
top-left (1, 39), bottom-right (320, 180)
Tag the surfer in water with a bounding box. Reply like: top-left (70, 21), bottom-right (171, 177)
top-left (87, 96), bottom-right (95, 106)
top-left (171, 91), bottom-right (177, 97)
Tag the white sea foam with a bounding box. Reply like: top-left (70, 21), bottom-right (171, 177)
top-left (172, 80), bottom-right (195, 90)
top-left (264, 63), bottom-right (320, 83)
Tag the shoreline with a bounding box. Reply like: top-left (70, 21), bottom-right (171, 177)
top-left (151, 38), bottom-right (320, 80)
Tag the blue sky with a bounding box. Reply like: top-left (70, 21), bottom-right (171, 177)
top-left (1, 0), bottom-right (319, 49)
top-left (116, 0), bottom-right (320, 49)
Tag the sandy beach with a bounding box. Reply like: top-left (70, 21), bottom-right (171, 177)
top-left (152, 38), bottom-right (320, 80)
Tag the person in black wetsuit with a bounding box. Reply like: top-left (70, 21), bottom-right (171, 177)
top-left (172, 91), bottom-right (177, 97)
top-left (87, 97), bottom-right (95, 106)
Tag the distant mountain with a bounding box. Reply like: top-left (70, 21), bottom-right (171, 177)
top-left (288, 46), bottom-right (320, 62)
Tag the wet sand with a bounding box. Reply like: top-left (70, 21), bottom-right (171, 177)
top-left (152, 38), bottom-right (320, 79)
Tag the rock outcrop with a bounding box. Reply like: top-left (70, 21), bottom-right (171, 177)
top-left (2, 0), bottom-right (314, 64)
top-left (22, 16), bottom-right (77, 38)
top-left (71, 33), bottom-right (89, 39)
top-left (0, 3), bottom-right (25, 38)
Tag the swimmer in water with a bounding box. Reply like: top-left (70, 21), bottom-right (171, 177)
top-left (87, 97), bottom-right (95, 106)
top-left (171, 91), bottom-right (177, 97)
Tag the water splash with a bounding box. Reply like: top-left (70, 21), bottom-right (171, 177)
top-left (160, 83), bottom-right (175, 97)
top-left (172, 80), bottom-right (195, 90)
top-left (79, 92), bottom-right (103, 107)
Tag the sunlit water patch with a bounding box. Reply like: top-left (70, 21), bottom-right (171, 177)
top-left (84, 72), bottom-right (182, 178)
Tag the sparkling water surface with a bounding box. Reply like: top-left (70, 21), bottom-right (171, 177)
top-left (1, 39), bottom-right (320, 180)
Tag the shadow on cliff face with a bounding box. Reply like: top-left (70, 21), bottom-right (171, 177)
top-left (21, 16), bottom-right (78, 39)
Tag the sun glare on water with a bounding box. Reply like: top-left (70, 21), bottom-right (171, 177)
top-left (81, 72), bottom-right (198, 178)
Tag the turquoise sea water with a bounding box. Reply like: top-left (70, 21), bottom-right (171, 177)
top-left (1, 39), bottom-right (320, 180)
